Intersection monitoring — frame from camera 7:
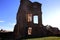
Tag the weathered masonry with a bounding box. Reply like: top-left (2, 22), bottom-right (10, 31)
top-left (14, 0), bottom-right (43, 39)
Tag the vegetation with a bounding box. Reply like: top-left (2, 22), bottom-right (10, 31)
top-left (26, 37), bottom-right (60, 40)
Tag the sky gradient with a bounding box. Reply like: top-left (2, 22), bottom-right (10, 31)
top-left (0, 0), bottom-right (60, 31)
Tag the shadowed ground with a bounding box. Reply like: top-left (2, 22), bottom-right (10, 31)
top-left (26, 36), bottom-right (60, 40)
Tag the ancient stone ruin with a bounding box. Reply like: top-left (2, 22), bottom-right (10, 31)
top-left (14, 0), bottom-right (60, 40)
top-left (0, 0), bottom-right (60, 40)
top-left (14, 0), bottom-right (43, 39)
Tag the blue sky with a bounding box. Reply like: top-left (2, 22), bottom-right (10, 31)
top-left (0, 0), bottom-right (60, 31)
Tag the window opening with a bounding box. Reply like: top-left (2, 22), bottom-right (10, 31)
top-left (26, 14), bottom-right (32, 22)
top-left (33, 15), bottom-right (38, 24)
top-left (28, 27), bottom-right (32, 35)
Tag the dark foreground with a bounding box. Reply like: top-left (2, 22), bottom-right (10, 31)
top-left (0, 32), bottom-right (60, 40)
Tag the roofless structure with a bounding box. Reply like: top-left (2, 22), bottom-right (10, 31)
top-left (14, 0), bottom-right (43, 39)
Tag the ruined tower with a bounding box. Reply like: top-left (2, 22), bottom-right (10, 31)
top-left (14, 0), bottom-right (43, 39)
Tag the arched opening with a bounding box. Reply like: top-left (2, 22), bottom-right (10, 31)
top-left (28, 27), bottom-right (32, 35)
top-left (26, 14), bottom-right (32, 22)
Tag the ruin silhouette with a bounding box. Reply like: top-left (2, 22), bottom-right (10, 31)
top-left (14, 0), bottom-right (60, 40)
top-left (0, 0), bottom-right (60, 40)
top-left (14, 0), bottom-right (42, 39)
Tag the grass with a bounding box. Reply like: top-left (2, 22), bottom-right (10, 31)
top-left (26, 36), bottom-right (60, 40)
